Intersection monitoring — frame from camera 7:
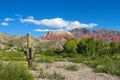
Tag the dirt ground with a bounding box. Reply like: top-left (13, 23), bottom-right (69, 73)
top-left (29, 61), bottom-right (120, 80)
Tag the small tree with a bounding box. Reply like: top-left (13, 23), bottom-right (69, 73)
top-left (109, 41), bottom-right (119, 55)
top-left (63, 38), bottom-right (77, 54)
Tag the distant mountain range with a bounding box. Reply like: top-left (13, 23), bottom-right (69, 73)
top-left (40, 28), bottom-right (120, 42)
top-left (0, 28), bottom-right (120, 51)
top-left (40, 30), bottom-right (74, 41)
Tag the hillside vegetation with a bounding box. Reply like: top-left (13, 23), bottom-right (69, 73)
top-left (0, 32), bottom-right (120, 80)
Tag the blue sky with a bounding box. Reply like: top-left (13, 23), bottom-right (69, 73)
top-left (0, 0), bottom-right (120, 37)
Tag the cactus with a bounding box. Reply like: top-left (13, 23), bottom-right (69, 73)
top-left (24, 32), bottom-right (34, 67)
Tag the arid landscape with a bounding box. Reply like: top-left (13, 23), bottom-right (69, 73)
top-left (0, 28), bottom-right (120, 80)
top-left (0, 0), bottom-right (120, 80)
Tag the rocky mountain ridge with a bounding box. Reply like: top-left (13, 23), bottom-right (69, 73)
top-left (40, 30), bottom-right (74, 40)
top-left (40, 28), bottom-right (120, 42)
top-left (71, 28), bottom-right (120, 42)
top-left (0, 28), bottom-right (120, 50)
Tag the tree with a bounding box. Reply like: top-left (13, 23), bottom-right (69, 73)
top-left (77, 37), bottom-right (104, 56)
top-left (77, 38), bottom-right (87, 54)
top-left (94, 40), bottom-right (103, 55)
top-left (109, 41), bottom-right (119, 54)
top-left (77, 37), bottom-right (96, 55)
top-left (63, 38), bottom-right (77, 54)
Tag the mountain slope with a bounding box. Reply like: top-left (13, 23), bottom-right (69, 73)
top-left (40, 31), bottom-right (74, 40)
top-left (71, 28), bottom-right (120, 42)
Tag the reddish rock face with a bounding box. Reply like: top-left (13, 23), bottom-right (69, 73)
top-left (71, 28), bottom-right (120, 42)
top-left (40, 31), bottom-right (74, 40)
top-left (40, 28), bottom-right (120, 42)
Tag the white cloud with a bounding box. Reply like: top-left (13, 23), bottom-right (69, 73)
top-left (0, 17), bottom-right (14, 26)
top-left (67, 21), bottom-right (98, 30)
top-left (40, 18), bottom-right (68, 28)
top-left (27, 16), bottom-right (34, 19)
top-left (4, 18), bottom-right (14, 22)
top-left (20, 18), bottom-right (41, 25)
top-left (20, 17), bottom-right (98, 30)
top-left (15, 14), bottom-right (22, 17)
top-left (34, 29), bottom-right (64, 32)
top-left (34, 29), bottom-right (50, 32)
top-left (1, 22), bottom-right (8, 26)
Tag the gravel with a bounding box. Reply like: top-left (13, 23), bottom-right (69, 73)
top-left (29, 61), bottom-right (120, 80)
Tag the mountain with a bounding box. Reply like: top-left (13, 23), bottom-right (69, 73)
top-left (40, 31), bottom-right (74, 40)
top-left (1, 28), bottom-right (120, 51)
top-left (40, 28), bottom-right (120, 42)
top-left (0, 32), bottom-right (39, 50)
top-left (71, 28), bottom-right (120, 42)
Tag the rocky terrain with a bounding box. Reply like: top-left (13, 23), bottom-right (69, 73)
top-left (71, 28), bottom-right (120, 42)
top-left (40, 28), bottom-right (120, 42)
top-left (1, 28), bottom-right (120, 51)
top-left (30, 61), bottom-right (120, 80)
top-left (40, 30), bottom-right (74, 40)
top-left (0, 29), bottom-right (120, 80)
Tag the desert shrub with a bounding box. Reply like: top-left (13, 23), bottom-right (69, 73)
top-left (56, 65), bottom-right (66, 69)
top-left (66, 54), bottom-right (87, 63)
top-left (44, 50), bottom-right (58, 56)
top-left (38, 68), bottom-right (49, 79)
top-left (38, 69), bottom-right (65, 80)
top-left (65, 64), bottom-right (79, 71)
top-left (48, 71), bottom-right (65, 80)
top-left (0, 51), bottom-right (25, 61)
top-left (63, 38), bottom-right (77, 54)
top-left (0, 62), bottom-right (34, 80)
top-left (35, 55), bottom-right (54, 63)
top-left (93, 57), bottom-right (120, 76)
top-left (61, 53), bottom-right (79, 58)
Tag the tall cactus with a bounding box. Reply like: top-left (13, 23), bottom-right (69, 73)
top-left (24, 32), bottom-right (34, 67)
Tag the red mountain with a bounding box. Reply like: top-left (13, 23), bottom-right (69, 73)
top-left (40, 28), bottom-right (120, 42)
top-left (71, 28), bottom-right (120, 42)
top-left (40, 31), bottom-right (74, 40)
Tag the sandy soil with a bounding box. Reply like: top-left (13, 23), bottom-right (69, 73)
top-left (29, 61), bottom-right (120, 80)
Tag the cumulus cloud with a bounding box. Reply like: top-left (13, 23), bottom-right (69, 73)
top-left (0, 17), bottom-right (15, 26)
top-left (20, 17), bottom-right (40, 25)
top-left (4, 18), bottom-right (14, 22)
top-left (20, 17), bottom-right (98, 31)
top-left (67, 21), bottom-right (98, 30)
top-left (1, 22), bottom-right (8, 26)
top-left (40, 18), bottom-right (68, 28)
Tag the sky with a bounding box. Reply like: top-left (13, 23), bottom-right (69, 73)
top-left (0, 0), bottom-right (120, 37)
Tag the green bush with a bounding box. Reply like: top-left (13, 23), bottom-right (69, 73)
top-left (61, 53), bottom-right (79, 58)
top-left (0, 62), bottom-right (34, 80)
top-left (63, 38), bottom-right (77, 54)
top-left (0, 51), bottom-right (25, 61)
top-left (65, 64), bottom-right (79, 71)
top-left (38, 69), bottom-right (65, 80)
top-left (38, 68), bottom-right (49, 79)
top-left (93, 57), bottom-right (120, 76)
top-left (66, 55), bottom-right (86, 63)
top-left (44, 50), bottom-right (58, 56)
top-left (35, 55), bottom-right (54, 63)
top-left (48, 71), bottom-right (65, 80)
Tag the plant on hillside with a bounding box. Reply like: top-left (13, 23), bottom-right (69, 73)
top-left (63, 38), bottom-right (78, 54)
top-left (0, 62), bottom-right (34, 80)
top-left (23, 33), bottom-right (35, 68)
top-left (65, 64), bottom-right (79, 71)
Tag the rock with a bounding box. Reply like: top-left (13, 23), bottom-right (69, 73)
top-left (40, 30), bottom-right (74, 40)
top-left (71, 28), bottom-right (120, 42)
top-left (0, 44), bottom-right (5, 50)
